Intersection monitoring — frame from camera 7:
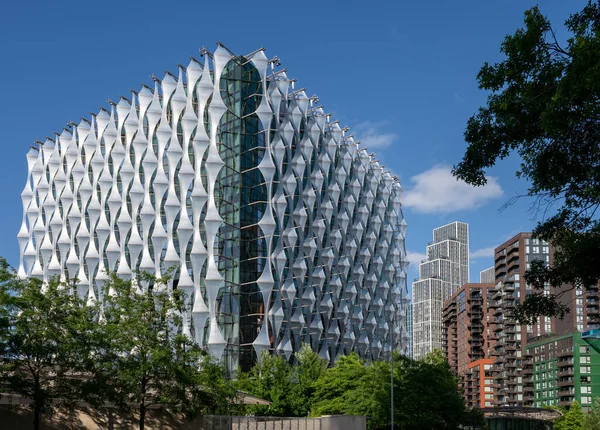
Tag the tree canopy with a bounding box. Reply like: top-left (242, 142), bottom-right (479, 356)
top-left (0, 258), bottom-right (98, 430)
top-left (239, 349), bottom-right (482, 430)
top-left (452, 1), bottom-right (600, 323)
top-left (90, 273), bottom-right (235, 429)
top-left (554, 401), bottom-right (585, 430)
top-left (585, 397), bottom-right (600, 430)
top-left (0, 264), bottom-right (235, 430)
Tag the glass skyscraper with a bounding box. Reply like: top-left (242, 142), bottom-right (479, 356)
top-left (18, 43), bottom-right (410, 370)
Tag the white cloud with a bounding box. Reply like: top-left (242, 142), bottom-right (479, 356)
top-left (403, 164), bottom-right (503, 214)
top-left (353, 121), bottom-right (397, 149)
top-left (470, 246), bottom-right (495, 259)
top-left (406, 251), bottom-right (426, 268)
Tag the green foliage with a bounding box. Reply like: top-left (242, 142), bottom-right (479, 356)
top-left (585, 397), bottom-right (600, 430)
top-left (289, 344), bottom-right (327, 417)
top-left (311, 353), bottom-right (393, 428)
top-left (395, 350), bottom-right (480, 430)
top-left (452, 1), bottom-right (600, 323)
top-left (311, 353), bottom-right (367, 417)
top-left (554, 401), bottom-right (585, 430)
top-left (0, 258), bottom-right (98, 430)
top-left (0, 259), bottom-right (480, 430)
top-left (345, 359), bottom-right (391, 429)
top-left (240, 348), bottom-right (481, 430)
top-left (91, 273), bottom-right (233, 429)
top-left (237, 345), bottom-right (327, 417)
top-left (195, 355), bottom-right (238, 416)
top-left (236, 351), bottom-right (293, 416)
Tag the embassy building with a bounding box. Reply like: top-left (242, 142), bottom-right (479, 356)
top-left (17, 43), bottom-right (410, 370)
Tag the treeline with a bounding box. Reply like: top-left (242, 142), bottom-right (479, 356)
top-left (552, 400), bottom-right (600, 430)
top-left (236, 346), bottom-right (484, 429)
top-left (0, 258), bottom-right (235, 430)
top-left (0, 257), bottom-right (482, 430)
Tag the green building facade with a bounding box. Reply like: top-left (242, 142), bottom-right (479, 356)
top-left (525, 331), bottom-right (600, 409)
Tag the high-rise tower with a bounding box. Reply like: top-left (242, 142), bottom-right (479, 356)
top-left (17, 43), bottom-right (410, 370)
top-left (412, 221), bottom-right (469, 359)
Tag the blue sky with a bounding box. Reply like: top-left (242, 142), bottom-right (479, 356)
top-left (0, 0), bottom-right (587, 283)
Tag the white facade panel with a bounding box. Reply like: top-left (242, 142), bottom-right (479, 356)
top-left (18, 44), bottom-right (409, 370)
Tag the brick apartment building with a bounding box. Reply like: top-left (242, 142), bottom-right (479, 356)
top-left (443, 232), bottom-right (600, 409)
top-left (443, 283), bottom-right (494, 380)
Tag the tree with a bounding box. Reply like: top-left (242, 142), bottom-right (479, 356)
top-left (236, 351), bottom-right (293, 416)
top-left (345, 360), bottom-right (392, 429)
top-left (289, 345), bottom-right (327, 417)
top-left (0, 258), bottom-right (98, 430)
top-left (311, 353), bottom-right (392, 429)
top-left (91, 272), bottom-right (225, 430)
top-left (311, 353), bottom-right (368, 418)
top-left (584, 397), bottom-right (600, 430)
top-left (311, 350), bottom-right (480, 430)
top-left (194, 355), bottom-right (238, 416)
top-left (554, 401), bottom-right (585, 430)
top-left (394, 350), bottom-right (479, 430)
top-left (452, 1), bottom-right (600, 323)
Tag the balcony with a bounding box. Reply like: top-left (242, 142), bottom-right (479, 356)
top-left (502, 301), bottom-right (516, 310)
top-left (557, 378), bottom-right (575, 387)
top-left (507, 251), bottom-right (520, 263)
top-left (557, 358), bottom-right (574, 367)
top-left (557, 349), bottom-right (574, 358)
top-left (558, 368), bottom-right (574, 377)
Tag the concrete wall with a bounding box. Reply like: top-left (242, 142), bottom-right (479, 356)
top-left (225, 415), bottom-right (365, 430)
top-left (0, 408), bottom-right (366, 430)
top-left (320, 415), bottom-right (366, 430)
top-left (0, 406), bottom-right (203, 430)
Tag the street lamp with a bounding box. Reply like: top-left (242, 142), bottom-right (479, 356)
top-left (391, 311), bottom-right (395, 430)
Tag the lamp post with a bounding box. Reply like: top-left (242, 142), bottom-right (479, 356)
top-left (390, 312), bottom-right (395, 430)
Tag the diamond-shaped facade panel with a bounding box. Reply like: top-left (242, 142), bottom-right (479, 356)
top-left (19, 43), bottom-right (409, 370)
